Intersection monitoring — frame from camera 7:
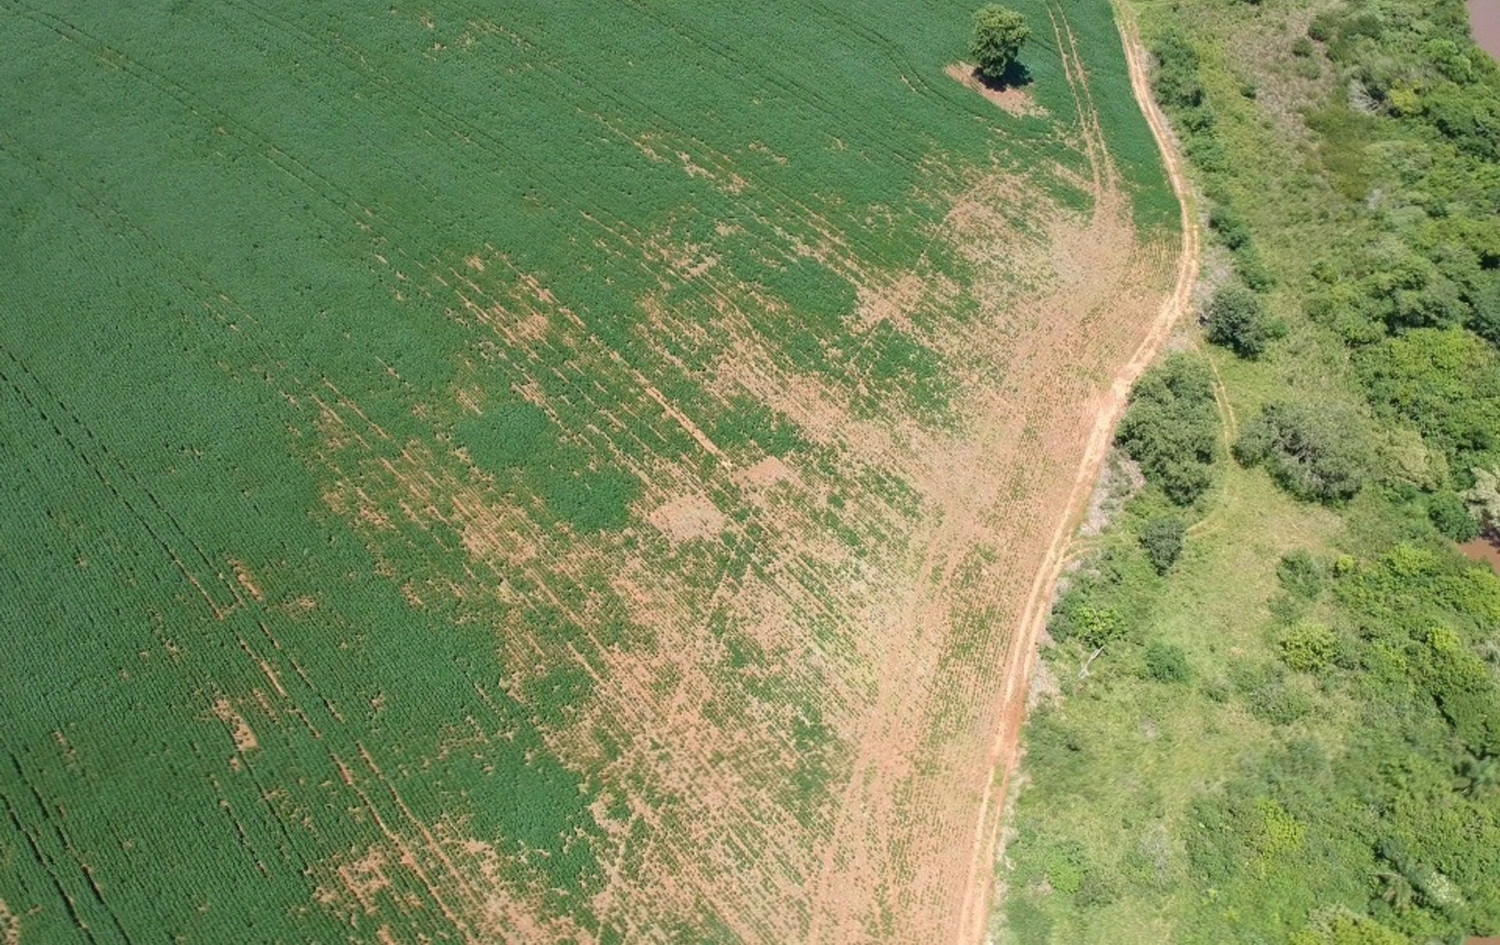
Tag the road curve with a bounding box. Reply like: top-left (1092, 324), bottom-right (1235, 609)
top-left (951, 5), bottom-right (1201, 943)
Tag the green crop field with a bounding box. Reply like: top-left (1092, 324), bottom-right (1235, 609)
top-left (0, 1), bottom-right (1174, 941)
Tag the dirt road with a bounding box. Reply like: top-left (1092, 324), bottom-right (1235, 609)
top-left (950, 6), bottom-right (1201, 943)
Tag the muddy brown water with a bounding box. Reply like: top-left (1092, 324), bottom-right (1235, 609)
top-left (1459, 534), bottom-right (1500, 573)
top-left (1469, 0), bottom-right (1500, 59)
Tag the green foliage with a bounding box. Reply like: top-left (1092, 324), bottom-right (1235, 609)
top-left (1204, 282), bottom-right (1281, 358)
top-left (1005, 0), bottom-right (1500, 938)
top-left (1208, 203), bottom-right (1251, 250)
top-left (1414, 624), bottom-right (1500, 757)
top-left (1235, 401), bottom-right (1371, 503)
top-left (462, 399), bottom-right (551, 469)
top-left (1006, 897), bottom-right (1053, 945)
top-left (971, 5), bottom-right (1031, 82)
top-left (1140, 515), bottom-right (1186, 573)
top-left (1465, 466), bottom-right (1500, 531)
top-left (1151, 30), bottom-right (1206, 112)
top-left (540, 467), bottom-right (641, 534)
top-left (1279, 549), bottom-right (1326, 600)
top-left (1289, 909), bottom-right (1407, 945)
top-left (1277, 621), bottom-right (1338, 673)
top-left (1235, 662), bottom-right (1314, 724)
top-left (1144, 640), bottom-right (1191, 682)
top-left (1358, 328), bottom-right (1500, 459)
top-left (1428, 490), bottom-right (1480, 542)
top-left (1116, 353), bottom-right (1221, 504)
top-left (1059, 603), bottom-right (1127, 648)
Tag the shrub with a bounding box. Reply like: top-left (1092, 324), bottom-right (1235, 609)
top-left (1429, 491), bottom-right (1480, 542)
top-left (1278, 621), bottom-right (1338, 673)
top-left (1234, 401), bottom-right (1371, 503)
top-left (1307, 11), bottom-right (1338, 43)
top-left (1141, 516), bottom-right (1186, 574)
top-left (1466, 466), bottom-right (1500, 532)
top-left (1061, 605), bottom-right (1125, 649)
top-left (1235, 243), bottom-right (1276, 291)
top-left (1116, 354), bottom-right (1221, 504)
top-left (1152, 31), bottom-right (1205, 110)
top-left (1289, 908), bottom-right (1407, 945)
top-left (1249, 676), bottom-right (1314, 724)
top-left (1204, 283), bottom-right (1279, 358)
top-left (1209, 204), bottom-right (1252, 250)
top-left (1144, 641), bottom-right (1191, 683)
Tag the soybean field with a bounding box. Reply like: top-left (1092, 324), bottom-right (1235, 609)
top-left (0, 0), bottom-right (1175, 941)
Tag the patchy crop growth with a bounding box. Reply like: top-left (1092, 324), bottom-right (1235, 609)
top-left (0, 1), bottom-right (1175, 941)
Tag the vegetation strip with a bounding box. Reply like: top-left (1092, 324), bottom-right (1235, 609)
top-left (1000, 0), bottom-right (1500, 941)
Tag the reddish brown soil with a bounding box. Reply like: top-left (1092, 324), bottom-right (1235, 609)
top-left (1459, 534), bottom-right (1500, 573)
top-left (1469, 0), bottom-right (1500, 59)
top-left (952, 7), bottom-right (1200, 941)
top-left (944, 62), bottom-right (1049, 118)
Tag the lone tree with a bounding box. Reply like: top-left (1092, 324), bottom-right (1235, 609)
top-left (971, 5), bottom-right (1031, 82)
top-left (1204, 283), bottom-right (1281, 359)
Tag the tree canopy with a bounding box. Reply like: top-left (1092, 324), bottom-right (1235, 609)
top-left (1115, 353), bottom-right (1221, 504)
top-left (971, 5), bottom-right (1031, 82)
top-left (1205, 283), bottom-right (1280, 359)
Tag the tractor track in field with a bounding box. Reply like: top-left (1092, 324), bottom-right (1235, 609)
top-left (951, 5), bottom-right (1201, 943)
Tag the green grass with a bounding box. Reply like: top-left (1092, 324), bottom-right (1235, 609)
top-left (999, 0), bottom-right (1500, 940)
top-left (0, 0), bottom-right (1171, 939)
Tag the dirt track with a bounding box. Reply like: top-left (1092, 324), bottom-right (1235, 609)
top-left (950, 6), bottom-right (1201, 943)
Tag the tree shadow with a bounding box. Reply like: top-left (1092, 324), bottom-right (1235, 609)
top-left (972, 61), bottom-right (1033, 92)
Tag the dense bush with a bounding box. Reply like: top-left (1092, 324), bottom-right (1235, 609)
top-left (1467, 466), bottom-right (1500, 532)
top-left (1204, 283), bottom-right (1281, 358)
top-left (1140, 516), bottom-right (1186, 573)
top-left (1358, 328), bottom-right (1500, 459)
top-left (1277, 621), bottom-right (1338, 673)
top-left (1053, 603), bottom-right (1125, 649)
top-left (1151, 30), bottom-right (1205, 111)
top-left (1429, 490), bottom-right (1480, 542)
top-left (1116, 354), bottom-right (1220, 504)
top-left (1009, 7), bottom-right (1500, 941)
top-left (1235, 401), bottom-right (1370, 503)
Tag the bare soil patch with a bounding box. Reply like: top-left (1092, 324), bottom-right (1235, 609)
top-left (647, 492), bottom-right (726, 543)
top-left (945, 63), bottom-right (1049, 118)
top-left (1459, 534), bottom-right (1500, 573)
top-left (211, 697), bottom-right (259, 753)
